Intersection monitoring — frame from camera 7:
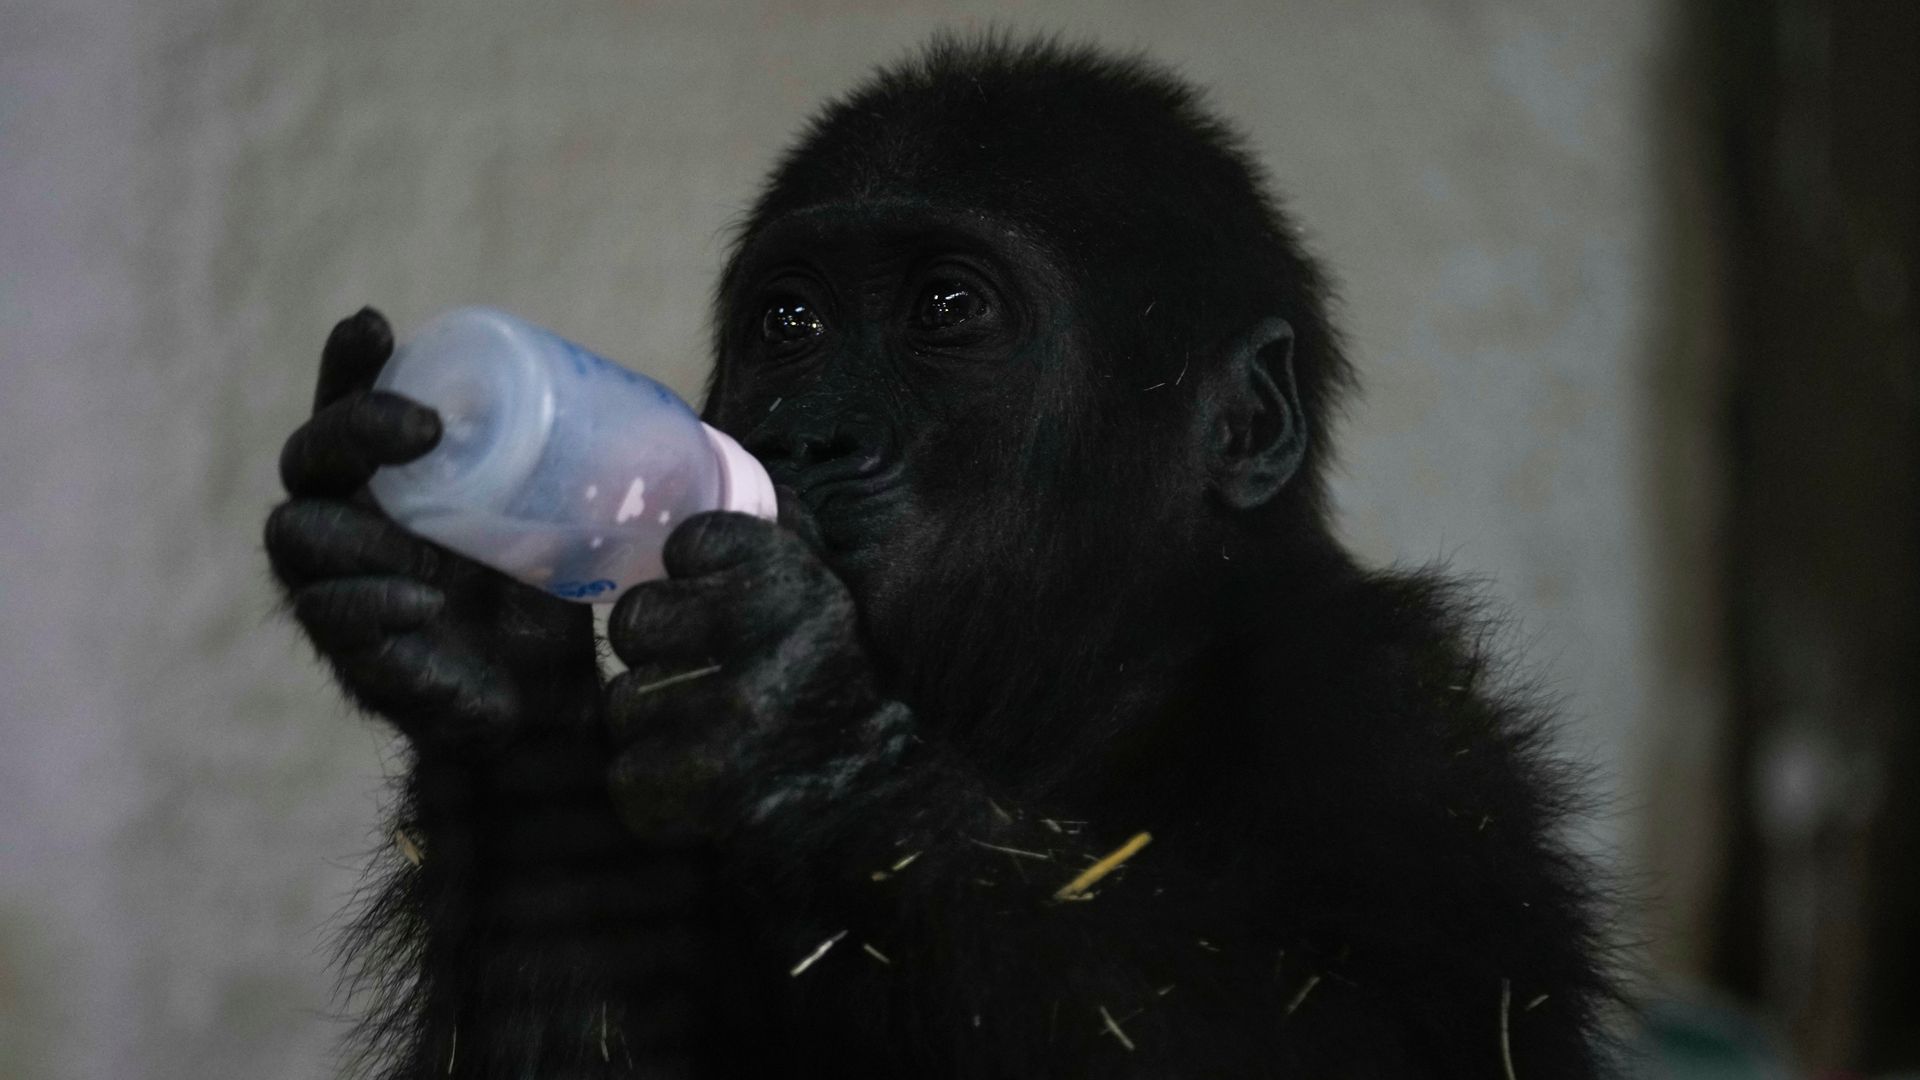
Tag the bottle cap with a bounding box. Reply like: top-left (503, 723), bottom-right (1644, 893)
top-left (702, 423), bottom-right (778, 521)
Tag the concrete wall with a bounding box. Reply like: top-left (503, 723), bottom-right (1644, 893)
top-left (0, 2), bottom-right (1725, 1076)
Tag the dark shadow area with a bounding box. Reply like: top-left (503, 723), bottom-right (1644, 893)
top-left (1701, 0), bottom-right (1920, 1069)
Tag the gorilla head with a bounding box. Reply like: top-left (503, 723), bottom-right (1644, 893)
top-left (703, 39), bottom-right (1355, 759)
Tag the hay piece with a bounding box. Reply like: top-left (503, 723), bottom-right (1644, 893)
top-left (861, 942), bottom-right (892, 965)
top-left (392, 829), bottom-right (424, 867)
top-left (790, 930), bottom-right (848, 977)
top-left (1054, 832), bottom-right (1153, 901)
top-left (625, 661), bottom-right (721, 691)
top-left (873, 850), bottom-right (924, 881)
top-left (626, 663), bottom-right (724, 697)
top-left (1098, 1005), bottom-right (1136, 1051)
top-left (1499, 977), bottom-right (1517, 1080)
top-left (1284, 973), bottom-right (1321, 1016)
top-left (969, 838), bottom-right (1052, 860)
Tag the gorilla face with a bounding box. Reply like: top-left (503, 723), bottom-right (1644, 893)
top-left (703, 200), bottom-right (1167, 659)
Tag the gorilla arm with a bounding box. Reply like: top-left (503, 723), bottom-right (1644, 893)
top-left (602, 511), bottom-right (1418, 1076)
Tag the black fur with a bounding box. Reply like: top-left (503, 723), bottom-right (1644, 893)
top-left (270, 34), bottom-right (1616, 1079)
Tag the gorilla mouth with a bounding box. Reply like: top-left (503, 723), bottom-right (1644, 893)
top-left (797, 464), bottom-right (908, 565)
top-left (796, 462), bottom-right (904, 511)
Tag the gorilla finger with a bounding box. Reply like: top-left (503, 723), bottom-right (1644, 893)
top-left (606, 576), bottom-right (732, 667)
top-left (603, 661), bottom-right (731, 745)
top-left (340, 632), bottom-right (518, 740)
top-left (608, 560), bottom-right (847, 671)
top-left (313, 307), bottom-right (395, 412)
top-left (668, 510), bottom-right (843, 621)
top-left (292, 576), bottom-right (445, 653)
top-left (661, 510), bottom-right (799, 579)
top-left (279, 391), bottom-right (442, 496)
top-left (266, 499), bottom-right (443, 587)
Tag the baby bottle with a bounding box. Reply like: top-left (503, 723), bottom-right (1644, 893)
top-left (367, 306), bottom-right (776, 602)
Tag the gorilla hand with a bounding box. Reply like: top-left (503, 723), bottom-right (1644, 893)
top-left (603, 509), bottom-right (913, 841)
top-left (265, 308), bottom-right (599, 751)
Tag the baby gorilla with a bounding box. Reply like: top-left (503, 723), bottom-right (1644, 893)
top-left (268, 36), bottom-right (1614, 1079)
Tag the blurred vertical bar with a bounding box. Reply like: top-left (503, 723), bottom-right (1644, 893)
top-left (1704, 0), bottom-right (1920, 1068)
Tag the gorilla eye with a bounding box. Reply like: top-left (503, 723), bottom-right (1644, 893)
top-left (761, 301), bottom-right (826, 348)
top-left (917, 281), bottom-right (989, 331)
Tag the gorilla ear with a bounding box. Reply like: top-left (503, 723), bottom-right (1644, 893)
top-left (1207, 317), bottom-right (1308, 511)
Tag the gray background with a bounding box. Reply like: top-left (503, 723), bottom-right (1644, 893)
top-left (1, 2), bottom-right (1726, 1076)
